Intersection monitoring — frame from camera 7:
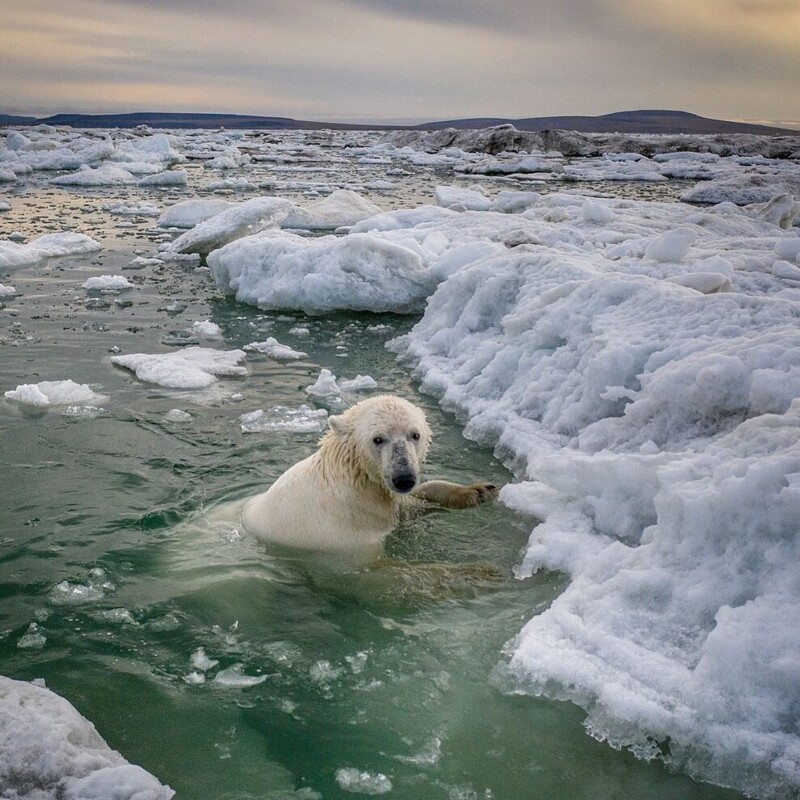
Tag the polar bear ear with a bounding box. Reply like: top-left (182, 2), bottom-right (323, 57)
top-left (327, 414), bottom-right (347, 435)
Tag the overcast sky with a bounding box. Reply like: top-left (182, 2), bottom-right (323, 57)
top-left (2, 0), bottom-right (799, 126)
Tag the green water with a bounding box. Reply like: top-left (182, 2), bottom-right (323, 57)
top-left (0, 186), bottom-right (743, 799)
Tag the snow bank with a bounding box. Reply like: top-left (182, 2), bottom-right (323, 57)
top-left (166, 197), bottom-right (293, 255)
top-left (111, 347), bottom-right (247, 389)
top-left (383, 191), bottom-right (800, 799)
top-left (0, 675), bottom-right (174, 799)
top-left (208, 229), bottom-right (434, 314)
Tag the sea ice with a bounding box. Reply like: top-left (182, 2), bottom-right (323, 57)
top-left (4, 380), bottom-right (107, 407)
top-left (335, 767), bottom-right (392, 795)
top-left (82, 275), bottom-right (133, 292)
top-left (243, 337), bottom-right (308, 360)
top-left (166, 197), bottom-right (293, 255)
top-left (50, 163), bottom-right (137, 186)
top-left (0, 676), bottom-right (174, 799)
top-left (239, 405), bottom-right (328, 434)
top-left (208, 229), bottom-right (434, 314)
top-left (281, 188), bottom-right (382, 230)
top-left (157, 198), bottom-right (234, 229)
top-left (384, 189), bottom-right (800, 798)
top-left (111, 347), bottom-right (247, 389)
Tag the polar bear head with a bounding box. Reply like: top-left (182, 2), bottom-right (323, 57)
top-left (326, 395), bottom-right (432, 496)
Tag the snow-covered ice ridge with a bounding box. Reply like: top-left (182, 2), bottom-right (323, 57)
top-left (379, 123), bottom-right (800, 159)
top-left (202, 195), bottom-right (798, 797)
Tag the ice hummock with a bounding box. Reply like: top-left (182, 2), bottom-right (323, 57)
top-left (381, 192), bottom-right (800, 798)
top-left (208, 229), bottom-right (434, 314)
top-left (0, 675), bottom-right (174, 799)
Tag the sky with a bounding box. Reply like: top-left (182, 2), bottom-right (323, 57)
top-left (2, 0), bottom-right (800, 127)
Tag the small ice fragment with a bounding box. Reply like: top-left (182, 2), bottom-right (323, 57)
top-left (190, 647), bottom-right (219, 672)
top-left (213, 665), bottom-right (268, 688)
top-left (244, 337), bottom-right (307, 360)
top-left (306, 369), bottom-right (340, 397)
top-left (165, 408), bottom-right (193, 423)
top-left (82, 275), bottom-right (133, 292)
top-left (335, 767), bottom-right (393, 795)
top-left (17, 623), bottom-right (46, 649)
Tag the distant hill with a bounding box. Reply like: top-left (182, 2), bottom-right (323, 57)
top-left (0, 109), bottom-right (797, 135)
top-left (419, 110), bottom-right (797, 136)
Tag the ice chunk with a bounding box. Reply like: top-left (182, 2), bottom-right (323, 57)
top-left (5, 380), bottom-right (107, 407)
top-left (82, 275), bottom-right (133, 292)
top-left (139, 169), bottom-right (187, 187)
top-left (190, 320), bottom-right (224, 340)
top-left (51, 163), bottom-right (137, 186)
top-left (243, 337), bottom-right (307, 360)
top-left (157, 198), bottom-right (234, 229)
top-left (239, 405), bottom-right (328, 433)
top-left (434, 185), bottom-right (491, 211)
top-left (166, 197), bottom-right (293, 255)
top-left (0, 676), bottom-right (174, 799)
top-left (111, 347), bottom-right (247, 389)
top-left (213, 665), bottom-right (268, 687)
top-left (335, 767), bottom-right (392, 795)
top-left (208, 230), bottom-right (434, 314)
top-left (305, 368), bottom-right (340, 397)
top-left (281, 189), bottom-right (382, 230)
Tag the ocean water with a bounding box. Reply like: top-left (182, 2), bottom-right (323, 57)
top-left (1, 172), bottom-right (743, 799)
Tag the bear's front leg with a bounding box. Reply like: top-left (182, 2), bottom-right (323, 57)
top-left (410, 480), bottom-right (499, 509)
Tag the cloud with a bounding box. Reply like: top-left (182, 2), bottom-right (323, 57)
top-left (1, 0), bottom-right (798, 124)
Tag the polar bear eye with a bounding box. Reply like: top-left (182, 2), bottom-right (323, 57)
top-left (372, 436), bottom-right (385, 446)
top-left (411, 432), bottom-right (421, 441)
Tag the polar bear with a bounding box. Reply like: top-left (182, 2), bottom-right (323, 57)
top-left (240, 394), bottom-right (498, 562)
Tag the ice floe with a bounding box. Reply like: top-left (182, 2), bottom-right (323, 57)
top-left (0, 676), bottom-right (174, 800)
top-left (111, 347), bottom-right (247, 389)
top-left (4, 379), bottom-right (107, 407)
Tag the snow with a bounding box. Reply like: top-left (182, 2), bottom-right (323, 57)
top-left (0, 675), bottom-right (174, 799)
top-left (4, 380), bottom-right (107, 407)
top-left (0, 283), bottom-right (16, 298)
top-left (110, 347), bottom-right (247, 389)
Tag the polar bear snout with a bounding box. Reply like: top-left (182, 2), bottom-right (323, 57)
top-left (391, 472), bottom-right (417, 493)
top-left (383, 439), bottom-right (420, 494)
